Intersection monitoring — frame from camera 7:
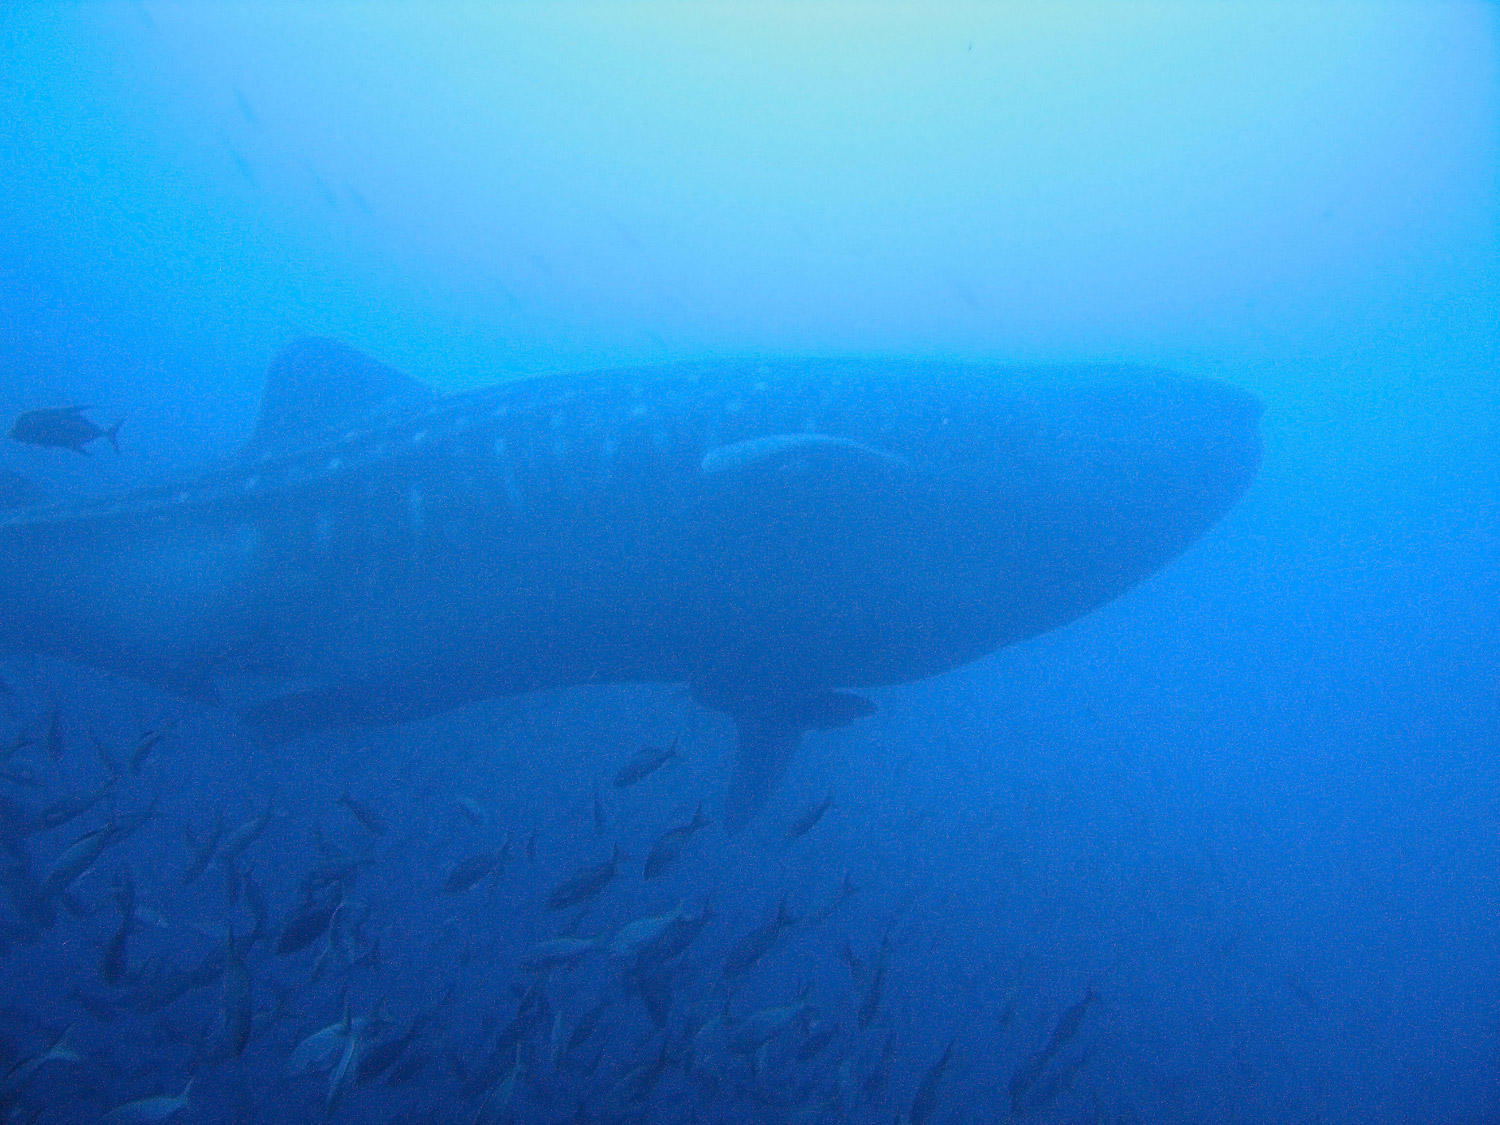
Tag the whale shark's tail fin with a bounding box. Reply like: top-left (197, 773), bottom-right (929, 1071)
top-left (714, 690), bottom-right (875, 833)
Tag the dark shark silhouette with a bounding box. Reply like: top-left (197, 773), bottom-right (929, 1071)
top-left (0, 339), bottom-right (1261, 827)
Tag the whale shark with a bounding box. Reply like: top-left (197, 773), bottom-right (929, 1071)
top-left (0, 338), bottom-right (1262, 826)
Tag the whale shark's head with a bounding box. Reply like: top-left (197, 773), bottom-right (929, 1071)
top-left (695, 361), bottom-right (1263, 829)
top-left (914, 369), bottom-right (1264, 666)
top-left (692, 362), bottom-right (1262, 695)
top-left (1025, 373), bottom-right (1265, 559)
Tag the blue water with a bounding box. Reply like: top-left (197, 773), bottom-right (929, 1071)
top-left (0, 4), bottom-right (1496, 1123)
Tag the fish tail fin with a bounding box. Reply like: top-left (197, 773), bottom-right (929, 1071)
top-left (104, 419), bottom-right (122, 453)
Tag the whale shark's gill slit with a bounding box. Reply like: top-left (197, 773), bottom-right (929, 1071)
top-left (406, 487), bottom-right (425, 552)
top-left (547, 411), bottom-right (573, 495)
top-left (597, 436), bottom-right (617, 486)
top-left (492, 437), bottom-right (525, 515)
top-left (364, 474), bottom-right (404, 588)
top-left (555, 438), bottom-right (581, 502)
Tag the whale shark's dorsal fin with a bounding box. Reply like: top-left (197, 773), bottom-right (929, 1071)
top-left (245, 337), bottom-right (434, 457)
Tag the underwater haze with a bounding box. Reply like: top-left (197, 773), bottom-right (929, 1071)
top-left (0, 3), bottom-right (1496, 1123)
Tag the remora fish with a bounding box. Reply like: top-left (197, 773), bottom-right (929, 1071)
top-left (43, 705), bottom-right (62, 761)
top-left (0, 339), bottom-right (1261, 826)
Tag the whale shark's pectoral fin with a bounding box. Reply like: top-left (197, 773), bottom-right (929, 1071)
top-left (243, 337), bottom-right (435, 458)
top-left (700, 433), bottom-right (914, 542)
top-left (715, 690), bottom-right (876, 833)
